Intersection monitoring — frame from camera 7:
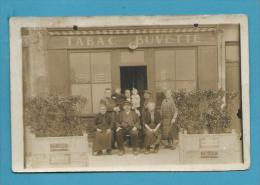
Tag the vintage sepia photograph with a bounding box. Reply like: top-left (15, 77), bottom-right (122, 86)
top-left (10, 15), bottom-right (250, 172)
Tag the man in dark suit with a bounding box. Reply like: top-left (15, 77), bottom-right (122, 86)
top-left (116, 101), bottom-right (140, 155)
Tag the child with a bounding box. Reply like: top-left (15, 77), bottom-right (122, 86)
top-left (131, 88), bottom-right (141, 116)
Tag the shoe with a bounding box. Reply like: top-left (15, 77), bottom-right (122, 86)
top-left (118, 150), bottom-right (125, 156)
top-left (133, 149), bottom-right (139, 155)
top-left (144, 149), bottom-right (150, 155)
top-left (154, 145), bottom-right (159, 153)
top-left (106, 149), bottom-right (112, 155)
top-left (96, 151), bottom-right (103, 156)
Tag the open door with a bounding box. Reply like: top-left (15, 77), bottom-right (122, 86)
top-left (120, 66), bottom-right (148, 93)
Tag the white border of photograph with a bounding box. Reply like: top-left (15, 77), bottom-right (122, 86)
top-left (10, 15), bottom-right (250, 172)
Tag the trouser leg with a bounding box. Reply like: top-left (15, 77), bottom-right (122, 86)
top-left (111, 129), bottom-right (117, 148)
top-left (116, 129), bottom-right (125, 150)
top-left (130, 130), bottom-right (139, 150)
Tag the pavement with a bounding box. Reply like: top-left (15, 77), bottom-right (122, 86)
top-left (88, 145), bottom-right (181, 167)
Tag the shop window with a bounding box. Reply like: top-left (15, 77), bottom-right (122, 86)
top-left (155, 50), bottom-right (175, 81)
top-left (175, 50), bottom-right (196, 81)
top-left (155, 81), bottom-right (175, 93)
top-left (225, 42), bottom-right (241, 92)
top-left (71, 84), bottom-right (92, 113)
top-left (48, 51), bottom-right (70, 96)
top-left (154, 49), bottom-right (196, 92)
top-left (175, 81), bottom-right (196, 91)
top-left (69, 52), bottom-right (111, 114)
top-left (226, 44), bottom-right (240, 62)
top-left (70, 53), bottom-right (91, 83)
top-left (197, 46), bottom-right (218, 90)
top-left (91, 52), bottom-right (111, 83)
top-left (92, 83), bottom-right (112, 113)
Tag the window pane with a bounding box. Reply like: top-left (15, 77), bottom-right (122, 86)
top-left (71, 84), bottom-right (92, 114)
top-left (70, 53), bottom-right (91, 83)
top-left (226, 44), bottom-right (240, 62)
top-left (91, 52), bottom-right (111, 83)
top-left (92, 83), bottom-right (112, 113)
top-left (155, 81), bottom-right (175, 92)
top-left (198, 46), bottom-right (218, 90)
top-left (175, 81), bottom-right (196, 91)
top-left (155, 50), bottom-right (175, 81)
top-left (175, 50), bottom-right (196, 80)
top-left (48, 51), bottom-right (70, 96)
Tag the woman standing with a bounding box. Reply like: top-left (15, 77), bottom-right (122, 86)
top-left (160, 89), bottom-right (178, 149)
top-left (93, 104), bottom-right (113, 155)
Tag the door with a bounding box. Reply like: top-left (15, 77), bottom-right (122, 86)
top-left (225, 42), bottom-right (242, 134)
top-left (120, 66), bottom-right (148, 93)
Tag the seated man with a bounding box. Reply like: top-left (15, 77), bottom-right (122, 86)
top-left (143, 101), bottom-right (161, 154)
top-left (116, 101), bottom-right (140, 155)
top-left (93, 104), bottom-right (113, 155)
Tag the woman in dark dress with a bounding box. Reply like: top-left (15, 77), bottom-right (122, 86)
top-left (160, 89), bottom-right (178, 149)
top-left (143, 101), bottom-right (161, 154)
top-left (93, 104), bottom-right (113, 155)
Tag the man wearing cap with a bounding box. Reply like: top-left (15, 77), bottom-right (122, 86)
top-left (116, 101), bottom-right (140, 155)
top-left (139, 90), bottom-right (153, 150)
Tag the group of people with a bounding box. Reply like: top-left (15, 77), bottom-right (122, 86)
top-left (93, 87), bottom-right (178, 156)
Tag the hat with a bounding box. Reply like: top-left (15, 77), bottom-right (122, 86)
top-left (123, 100), bottom-right (132, 106)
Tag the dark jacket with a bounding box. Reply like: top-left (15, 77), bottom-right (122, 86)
top-left (117, 110), bottom-right (140, 129)
top-left (100, 98), bottom-right (116, 112)
top-left (94, 113), bottom-right (112, 131)
top-left (111, 93), bottom-right (126, 108)
top-left (142, 110), bottom-right (161, 129)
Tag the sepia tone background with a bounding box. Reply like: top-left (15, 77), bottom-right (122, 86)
top-left (0, 2), bottom-right (255, 183)
top-left (22, 24), bottom-right (242, 136)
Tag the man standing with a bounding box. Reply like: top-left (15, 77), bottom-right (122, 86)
top-left (111, 87), bottom-right (126, 109)
top-left (116, 101), bottom-right (140, 155)
top-left (124, 89), bottom-right (131, 102)
top-left (142, 90), bottom-right (152, 112)
top-left (139, 90), bottom-right (153, 150)
top-left (100, 88), bottom-right (116, 113)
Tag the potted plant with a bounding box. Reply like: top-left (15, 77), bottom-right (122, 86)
top-left (24, 95), bottom-right (89, 168)
top-left (173, 89), bottom-right (242, 164)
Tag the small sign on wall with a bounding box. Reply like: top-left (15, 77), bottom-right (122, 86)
top-left (95, 73), bottom-right (106, 82)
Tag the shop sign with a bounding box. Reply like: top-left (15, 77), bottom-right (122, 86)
top-left (48, 33), bottom-right (217, 49)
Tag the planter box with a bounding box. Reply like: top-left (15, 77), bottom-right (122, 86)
top-left (179, 130), bottom-right (242, 164)
top-left (25, 128), bottom-right (89, 168)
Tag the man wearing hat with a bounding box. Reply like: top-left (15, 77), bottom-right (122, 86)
top-left (116, 101), bottom-right (140, 155)
top-left (139, 90), bottom-right (153, 150)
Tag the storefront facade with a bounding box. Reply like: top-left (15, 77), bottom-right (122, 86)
top-left (22, 25), bottom-right (241, 116)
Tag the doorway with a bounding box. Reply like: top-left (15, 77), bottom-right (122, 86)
top-left (120, 66), bottom-right (148, 93)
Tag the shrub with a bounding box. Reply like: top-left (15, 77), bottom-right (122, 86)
top-left (173, 89), bottom-right (237, 134)
top-left (24, 95), bottom-right (87, 137)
